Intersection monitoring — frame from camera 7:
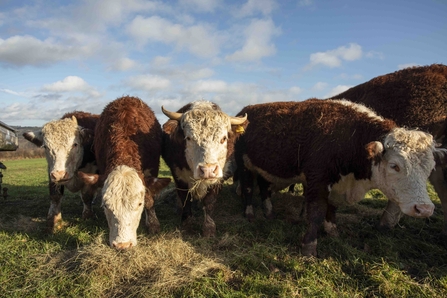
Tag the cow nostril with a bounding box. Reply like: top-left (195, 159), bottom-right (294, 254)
top-left (213, 165), bottom-right (219, 174)
top-left (414, 205), bottom-right (421, 215)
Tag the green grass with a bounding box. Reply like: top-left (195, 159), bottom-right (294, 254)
top-left (0, 158), bottom-right (447, 297)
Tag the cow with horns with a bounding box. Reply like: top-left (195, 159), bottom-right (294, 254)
top-left (79, 96), bottom-right (170, 249)
top-left (23, 111), bottom-right (99, 232)
top-left (161, 100), bottom-right (247, 237)
top-left (234, 99), bottom-right (447, 257)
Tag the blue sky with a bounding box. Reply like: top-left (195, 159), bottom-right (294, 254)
top-left (1, 0), bottom-right (446, 127)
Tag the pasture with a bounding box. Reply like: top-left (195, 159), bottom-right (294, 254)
top-left (1, 158), bottom-right (447, 297)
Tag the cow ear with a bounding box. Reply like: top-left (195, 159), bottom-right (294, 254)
top-left (23, 131), bottom-right (44, 147)
top-left (163, 120), bottom-right (184, 144)
top-left (365, 141), bottom-right (384, 164)
top-left (80, 128), bottom-right (94, 145)
top-left (433, 147), bottom-right (447, 167)
top-left (77, 171), bottom-right (105, 187)
top-left (145, 177), bottom-right (171, 194)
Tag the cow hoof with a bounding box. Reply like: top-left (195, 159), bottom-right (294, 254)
top-left (265, 212), bottom-right (275, 220)
top-left (323, 220), bottom-right (339, 237)
top-left (82, 210), bottom-right (96, 220)
top-left (202, 227), bottom-right (216, 237)
top-left (246, 213), bottom-right (255, 222)
top-left (301, 241), bottom-right (317, 257)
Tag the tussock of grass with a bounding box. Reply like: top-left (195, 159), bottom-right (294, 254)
top-left (34, 231), bottom-right (231, 297)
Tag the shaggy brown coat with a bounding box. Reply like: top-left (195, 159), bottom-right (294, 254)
top-left (234, 99), bottom-right (400, 256)
top-left (330, 64), bottom-right (447, 232)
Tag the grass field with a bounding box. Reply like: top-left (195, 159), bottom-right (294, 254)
top-left (0, 158), bottom-right (447, 297)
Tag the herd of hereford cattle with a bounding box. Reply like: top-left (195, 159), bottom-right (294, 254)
top-left (23, 64), bottom-right (447, 257)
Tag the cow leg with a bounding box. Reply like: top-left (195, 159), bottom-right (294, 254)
top-left (202, 187), bottom-right (217, 237)
top-left (324, 203), bottom-right (339, 237)
top-left (240, 167), bottom-right (255, 221)
top-left (47, 181), bottom-right (64, 232)
top-left (80, 184), bottom-right (98, 220)
top-left (175, 180), bottom-right (193, 224)
top-left (378, 200), bottom-right (402, 229)
top-left (429, 166), bottom-right (447, 234)
top-left (257, 175), bottom-right (274, 220)
top-left (301, 184), bottom-right (329, 257)
top-left (144, 191), bottom-right (160, 234)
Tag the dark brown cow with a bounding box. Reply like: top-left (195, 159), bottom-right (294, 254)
top-left (330, 64), bottom-right (447, 232)
top-left (161, 100), bottom-right (247, 237)
top-left (79, 96), bottom-right (170, 249)
top-left (23, 111), bottom-right (99, 231)
top-left (235, 99), bottom-right (446, 256)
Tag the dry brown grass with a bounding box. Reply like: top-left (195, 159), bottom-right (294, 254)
top-left (35, 231), bottom-right (231, 297)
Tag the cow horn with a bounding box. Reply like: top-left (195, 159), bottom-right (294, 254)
top-left (71, 115), bottom-right (78, 125)
top-left (229, 113), bottom-right (247, 125)
top-left (161, 106), bottom-right (183, 121)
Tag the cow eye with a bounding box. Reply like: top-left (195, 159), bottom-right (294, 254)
top-left (390, 164), bottom-right (400, 172)
top-left (220, 136), bottom-right (227, 144)
top-left (73, 143), bottom-right (78, 148)
top-left (185, 136), bottom-right (191, 141)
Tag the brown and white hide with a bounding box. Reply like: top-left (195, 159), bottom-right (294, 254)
top-left (329, 64), bottom-right (447, 233)
top-left (161, 100), bottom-right (247, 237)
top-left (235, 99), bottom-right (446, 257)
top-left (78, 96), bottom-right (170, 249)
top-left (23, 111), bottom-right (99, 232)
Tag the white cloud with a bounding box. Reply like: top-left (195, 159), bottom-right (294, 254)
top-left (225, 18), bottom-right (280, 62)
top-left (398, 63), bottom-right (420, 70)
top-left (0, 35), bottom-right (88, 67)
top-left (289, 86), bottom-right (303, 95)
top-left (234, 0), bottom-right (278, 17)
top-left (110, 57), bottom-right (138, 71)
top-left (41, 76), bottom-right (101, 97)
top-left (127, 15), bottom-right (222, 58)
top-left (0, 88), bottom-right (22, 96)
top-left (324, 85), bottom-right (352, 98)
top-left (311, 82), bottom-right (328, 91)
top-left (152, 56), bottom-right (172, 67)
top-left (365, 50), bottom-right (384, 60)
top-left (178, 0), bottom-right (221, 12)
top-left (305, 43), bottom-right (362, 70)
top-left (125, 74), bottom-right (171, 92)
top-left (190, 80), bottom-right (228, 93)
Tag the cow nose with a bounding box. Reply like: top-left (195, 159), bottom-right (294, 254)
top-left (50, 170), bottom-right (69, 181)
top-left (199, 164), bottom-right (219, 179)
top-left (112, 241), bottom-right (133, 250)
top-left (413, 203), bottom-right (434, 217)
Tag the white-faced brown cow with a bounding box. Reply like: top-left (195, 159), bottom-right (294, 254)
top-left (235, 99), bottom-right (446, 257)
top-left (23, 111), bottom-right (99, 232)
top-left (78, 96), bottom-right (170, 249)
top-left (330, 64), bottom-right (447, 232)
top-left (161, 100), bottom-right (247, 237)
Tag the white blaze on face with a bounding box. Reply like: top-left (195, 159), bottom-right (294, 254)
top-left (41, 117), bottom-right (84, 183)
top-left (371, 128), bottom-right (436, 218)
top-left (102, 165), bottom-right (145, 249)
top-left (181, 101), bottom-right (231, 181)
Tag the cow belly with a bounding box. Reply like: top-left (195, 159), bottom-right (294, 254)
top-left (243, 154), bottom-right (306, 190)
top-left (329, 173), bottom-right (373, 205)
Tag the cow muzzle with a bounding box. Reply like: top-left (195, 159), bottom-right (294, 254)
top-left (50, 170), bottom-right (70, 183)
top-left (197, 164), bottom-right (221, 179)
top-left (112, 241), bottom-right (134, 250)
top-left (400, 202), bottom-right (435, 218)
